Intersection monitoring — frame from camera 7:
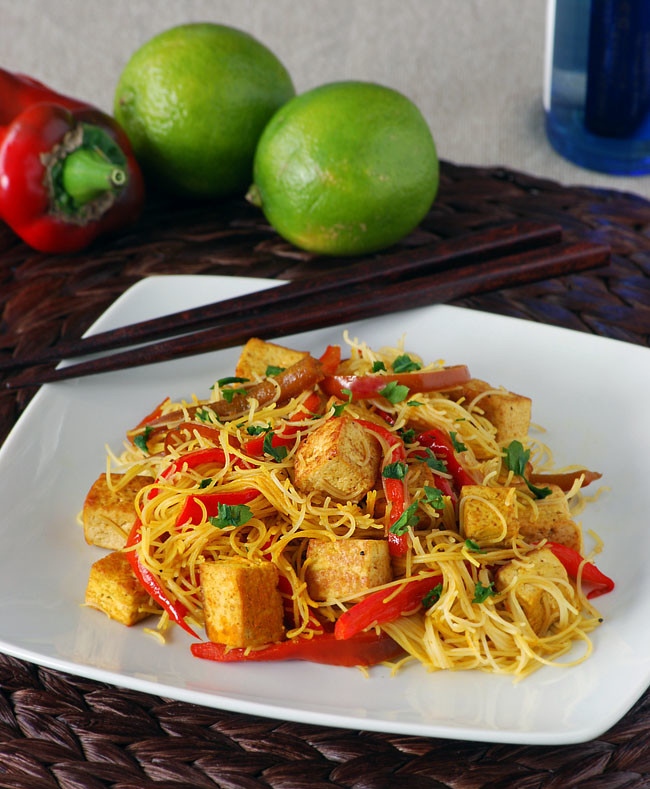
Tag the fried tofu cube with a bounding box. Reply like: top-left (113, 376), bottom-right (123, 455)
top-left (457, 379), bottom-right (532, 446)
top-left (293, 416), bottom-right (381, 503)
top-left (235, 337), bottom-right (309, 380)
top-left (495, 547), bottom-right (570, 634)
top-left (460, 485), bottom-right (519, 543)
top-left (85, 551), bottom-right (157, 626)
top-left (83, 474), bottom-right (149, 550)
top-left (517, 485), bottom-right (582, 552)
top-left (200, 560), bottom-right (284, 648)
top-left (305, 539), bottom-right (392, 601)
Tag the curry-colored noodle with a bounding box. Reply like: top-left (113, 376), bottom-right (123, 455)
top-left (92, 333), bottom-right (608, 678)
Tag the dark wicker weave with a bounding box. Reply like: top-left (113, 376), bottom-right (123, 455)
top-left (0, 161), bottom-right (648, 788)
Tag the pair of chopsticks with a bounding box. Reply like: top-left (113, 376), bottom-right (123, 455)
top-left (2, 220), bottom-right (609, 389)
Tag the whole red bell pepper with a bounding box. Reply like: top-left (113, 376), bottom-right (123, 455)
top-left (191, 630), bottom-right (404, 667)
top-left (0, 68), bottom-right (144, 253)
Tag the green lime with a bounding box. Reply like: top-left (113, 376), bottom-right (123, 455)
top-left (248, 81), bottom-right (439, 256)
top-left (114, 23), bottom-right (295, 198)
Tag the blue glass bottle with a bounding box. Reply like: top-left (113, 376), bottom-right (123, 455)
top-left (544, 0), bottom-right (650, 175)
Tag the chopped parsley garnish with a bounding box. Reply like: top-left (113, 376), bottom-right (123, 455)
top-left (265, 365), bottom-right (285, 376)
top-left (503, 440), bottom-right (552, 499)
top-left (423, 485), bottom-right (445, 510)
top-left (406, 400), bottom-right (423, 407)
top-left (449, 431), bottom-right (467, 453)
top-left (379, 380), bottom-right (410, 404)
top-left (392, 354), bottom-right (422, 373)
top-left (217, 376), bottom-right (248, 387)
top-left (246, 424), bottom-right (271, 436)
top-left (333, 387), bottom-right (353, 417)
top-left (209, 503), bottom-right (253, 529)
top-left (199, 478), bottom-right (212, 489)
top-left (195, 407), bottom-right (214, 423)
top-left (422, 583), bottom-right (443, 609)
top-left (417, 448), bottom-right (447, 474)
top-left (472, 580), bottom-right (496, 604)
top-left (221, 387), bottom-right (247, 403)
top-left (399, 427), bottom-right (416, 444)
top-left (389, 501), bottom-right (420, 535)
top-left (464, 538), bottom-right (485, 553)
top-left (133, 426), bottom-right (152, 454)
top-left (372, 360), bottom-right (387, 372)
top-left (383, 461), bottom-right (408, 480)
top-left (263, 432), bottom-right (288, 462)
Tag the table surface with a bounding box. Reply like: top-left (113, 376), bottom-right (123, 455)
top-left (1, 5), bottom-right (650, 788)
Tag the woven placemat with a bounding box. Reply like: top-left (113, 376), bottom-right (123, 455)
top-left (0, 160), bottom-right (649, 788)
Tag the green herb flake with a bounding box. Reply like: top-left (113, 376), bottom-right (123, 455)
top-left (246, 424), bottom-right (271, 436)
top-left (423, 485), bottom-right (445, 510)
top-left (263, 432), bottom-right (288, 462)
top-left (209, 503), bottom-right (253, 529)
top-left (379, 380), bottom-right (410, 404)
top-left (406, 400), bottom-right (423, 407)
top-left (422, 582), bottom-right (443, 609)
top-left (472, 580), bottom-right (496, 604)
top-left (449, 431), bottom-right (467, 453)
top-left (503, 440), bottom-right (552, 499)
top-left (372, 360), bottom-right (387, 373)
top-left (383, 461), bottom-right (408, 480)
top-left (133, 426), bottom-right (152, 454)
top-left (333, 387), bottom-right (353, 417)
top-left (199, 478), bottom-right (212, 489)
top-left (389, 501), bottom-right (420, 535)
top-left (464, 538), bottom-right (485, 553)
top-left (399, 427), bottom-right (416, 444)
top-left (265, 365), bottom-right (285, 376)
top-left (418, 448), bottom-right (447, 473)
top-left (221, 387), bottom-right (247, 404)
top-left (217, 376), bottom-right (249, 387)
top-left (195, 407), bottom-right (214, 423)
top-left (392, 354), bottom-right (422, 373)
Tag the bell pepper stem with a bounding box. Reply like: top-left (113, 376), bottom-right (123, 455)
top-left (61, 147), bottom-right (127, 207)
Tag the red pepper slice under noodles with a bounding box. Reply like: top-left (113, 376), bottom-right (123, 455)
top-left (355, 419), bottom-right (410, 556)
top-left (124, 519), bottom-right (198, 637)
top-left (334, 574), bottom-right (443, 640)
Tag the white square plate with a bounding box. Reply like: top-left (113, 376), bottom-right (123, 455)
top-left (0, 274), bottom-right (647, 745)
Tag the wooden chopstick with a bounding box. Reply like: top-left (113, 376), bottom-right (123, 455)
top-left (0, 220), bottom-right (561, 374)
top-left (4, 237), bottom-right (609, 390)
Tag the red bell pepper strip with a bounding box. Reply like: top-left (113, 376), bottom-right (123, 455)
top-left (149, 446), bottom-right (230, 499)
top-left (355, 419), bottom-right (410, 556)
top-left (124, 519), bottom-right (198, 637)
top-left (334, 574), bottom-right (443, 640)
top-left (242, 431), bottom-right (296, 458)
top-left (318, 345), bottom-right (342, 375)
top-left (416, 429), bottom-right (476, 490)
top-left (545, 542), bottom-right (615, 599)
top-left (191, 630), bottom-right (404, 667)
top-left (175, 488), bottom-right (259, 526)
top-left (0, 68), bottom-right (144, 253)
top-left (321, 365), bottom-right (470, 402)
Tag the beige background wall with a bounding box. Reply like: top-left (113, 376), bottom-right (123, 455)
top-left (1, 0), bottom-right (648, 198)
